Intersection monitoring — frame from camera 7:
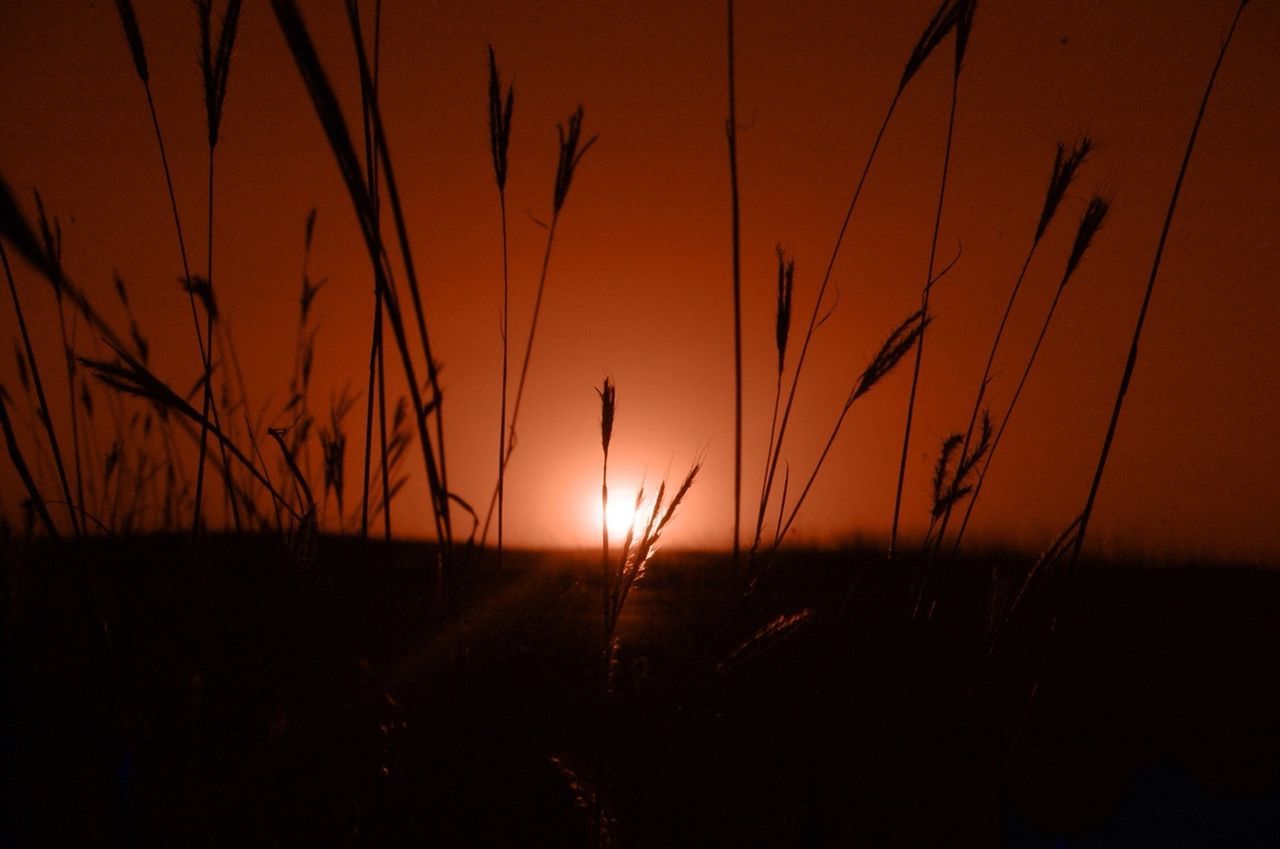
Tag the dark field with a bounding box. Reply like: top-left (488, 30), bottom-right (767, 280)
top-left (4, 537), bottom-right (1278, 847)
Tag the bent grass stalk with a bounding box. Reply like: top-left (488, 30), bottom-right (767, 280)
top-left (193, 0), bottom-right (244, 535)
top-left (479, 106), bottom-right (596, 548)
top-left (488, 45), bottom-right (514, 567)
top-left (952, 195), bottom-right (1111, 555)
top-left (767, 309), bottom-right (928, 565)
top-left (930, 137), bottom-right (1092, 551)
top-left (888, 0), bottom-right (975, 560)
top-left (726, 0), bottom-right (744, 571)
top-left (272, 0), bottom-right (453, 568)
top-left (343, 0), bottom-right (458, 556)
top-left (1070, 0), bottom-right (1249, 567)
top-left (752, 0), bottom-right (963, 563)
top-left (351, 0), bottom-right (388, 543)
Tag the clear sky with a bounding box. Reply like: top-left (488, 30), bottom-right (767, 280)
top-left (0, 1), bottom-right (1276, 560)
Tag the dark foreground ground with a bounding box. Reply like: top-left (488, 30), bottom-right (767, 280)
top-left (3, 535), bottom-right (1278, 847)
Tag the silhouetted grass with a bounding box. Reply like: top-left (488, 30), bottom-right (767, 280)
top-left (1071, 0), bottom-right (1251, 566)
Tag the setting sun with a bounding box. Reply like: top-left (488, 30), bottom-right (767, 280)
top-left (592, 482), bottom-right (645, 540)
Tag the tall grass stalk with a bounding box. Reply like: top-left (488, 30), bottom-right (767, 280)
top-left (888, 0), bottom-right (975, 560)
top-left (597, 376), bottom-right (615, 663)
top-left (765, 309), bottom-right (928, 565)
top-left (113, 0), bottom-right (235, 531)
top-left (488, 45), bottom-right (514, 568)
top-left (271, 0), bottom-right (453, 561)
top-left (1070, 0), bottom-right (1249, 567)
top-left (353, 0), bottom-right (389, 543)
top-left (34, 198), bottom-right (88, 535)
top-left (192, 0), bottom-right (244, 535)
top-left (750, 0), bottom-right (962, 562)
top-left (479, 106), bottom-right (596, 547)
top-left (341, 0), bottom-right (459, 559)
top-left (1, 241), bottom-right (77, 536)
top-left (757, 246), bottom-right (793, 537)
top-left (726, 0), bottom-right (744, 571)
top-left (951, 195), bottom-right (1110, 554)
top-left (929, 138), bottom-right (1092, 552)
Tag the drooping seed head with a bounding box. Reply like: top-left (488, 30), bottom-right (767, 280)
top-left (1063, 193), bottom-right (1110, 284)
top-left (487, 46), bottom-right (514, 193)
top-left (931, 433), bottom-right (965, 517)
top-left (114, 0), bottom-right (150, 84)
top-left (953, 0), bottom-right (978, 75)
top-left (852, 309), bottom-right (930, 402)
top-left (553, 106), bottom-right (597, 216)
top-left (197, 0), bottom-right (244, 149)
top-left (304, 207), bottom-right (317, 253)
top-left (774, 246), bottom-right (795, 374)
top-left (900, 0), bottom-right (963, 93)
top-left (182, 274), bottom-right (218, 322)
top-left (597, 376), bottom-right (615, 456)
top-left (1036, 136), bottom-right (1093, 243)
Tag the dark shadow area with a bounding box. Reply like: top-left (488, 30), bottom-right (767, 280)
top-left (3, 536), bottom-right (1277, 846)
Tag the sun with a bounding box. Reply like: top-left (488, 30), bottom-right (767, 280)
top-left (587, 482), bottom-right (644, 541)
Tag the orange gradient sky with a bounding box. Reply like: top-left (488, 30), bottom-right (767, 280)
top-left (1, 1), bottom-right (1277, 559)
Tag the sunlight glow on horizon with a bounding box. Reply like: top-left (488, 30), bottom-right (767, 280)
top-left (587, 480), bottom-right (647, 542)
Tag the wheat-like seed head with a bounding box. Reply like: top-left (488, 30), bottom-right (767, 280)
top-left (197, 0), bottom-right (244, 149)
top-left (553, 106), bottom-right (597, 215)
top-left (1036, 137), bottom-right (1093, 243)
top-left (774, 246), bottom-right (794, 374)
top-left (954, 0), bottom-right (978, 75)
top-left (851, 309), bottom-right (929, 402)
top-left (1064, 193), bottom-right (1111, 283)
top-left (114, 0), bottom-right (150, 84)
top-left (900, 0), bottom-right (963, 93)
top-left (487, 46), bottom-right (514, 193)
top-left (597, 376), bottom-right (615, 456)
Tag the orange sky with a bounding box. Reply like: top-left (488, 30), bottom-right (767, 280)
top-left (1, 1), bottom-right (1277, 560)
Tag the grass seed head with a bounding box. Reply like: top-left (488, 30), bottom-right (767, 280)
top-left (553, 106), bottom-right (597, 215)
top-left (1036, 136), bottom-right (1093, 243)
top-left (852, 309), bottom-right (929, 402)
top-left (954, 0), bottom-right (978, 75)
top-left (597, 376), bottom-right (615, 456)
top-left (900, 0), bottom-right (963, 93)
top-left (197, 0), bottom-right (244, 148)
top-left (775, 246), bottom-right (795, 374)
top-left (931, 433), bottom-right (964, 517)
top-left (487, 46), bottom-right (514, 193)
top-left (1064, 193), bottom-right (1110, 283)
top-left (114, 0), bottom-right (150, 84)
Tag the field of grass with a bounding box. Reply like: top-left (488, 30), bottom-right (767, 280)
top-left (3, 537), bottom-right (1278, 846)
top-left (1, 0), bottom-right (1275, 845)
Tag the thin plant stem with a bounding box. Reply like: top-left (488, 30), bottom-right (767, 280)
top-left (480, 215), bottom-right (561, 546)
top-left (55, 270), bottom-right (86, 534)
top-left (952, 273), bottom-right (1069, 554)
top-left (1070, 0), bottom-right (1248, 567)
top-left (930, 243), bottom-right (1036, 551)
top-left (497, 190), bottom-right (509, 566)
top-left (192, 154), bottom-right (215, 533)
top-left (889, 68), bottom-right (960, 560)
top-left (751, 91), bottom-right (902, 559)
top-left (357, 0), bottom-right (384, 541)
top-left (726, 0), bottom-right (744, 571)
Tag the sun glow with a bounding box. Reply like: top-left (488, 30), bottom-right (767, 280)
top-left (590, 483), bottom-right (645, 541)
